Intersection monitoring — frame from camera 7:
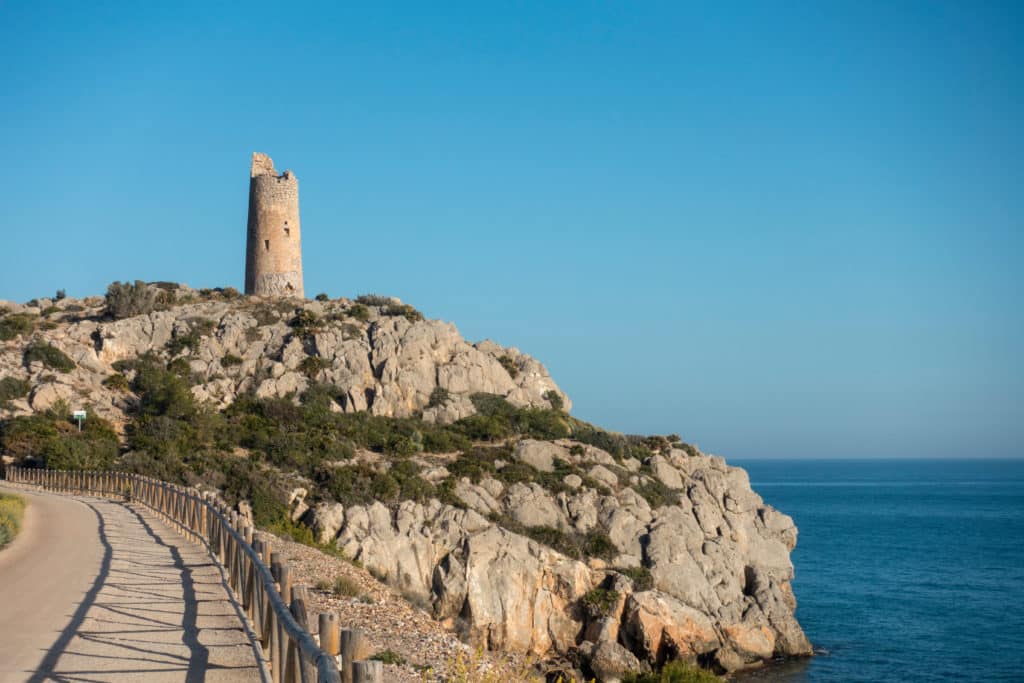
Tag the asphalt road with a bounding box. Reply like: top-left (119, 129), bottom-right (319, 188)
top-left (0, 484), bottom-right (266, 682)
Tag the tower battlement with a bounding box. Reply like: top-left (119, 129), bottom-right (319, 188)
top-left (244, 152), bottom-right (304, 297)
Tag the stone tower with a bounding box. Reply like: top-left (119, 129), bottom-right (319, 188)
top-left (245, 152), bottom-right (304, 297)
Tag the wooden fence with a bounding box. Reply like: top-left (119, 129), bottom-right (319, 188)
top-left (2, 466), bottom-right (385, 683)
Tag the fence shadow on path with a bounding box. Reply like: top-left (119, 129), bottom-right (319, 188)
top-left (26, 498), bottom-right (262, 682)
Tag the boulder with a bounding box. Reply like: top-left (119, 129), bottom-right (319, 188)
top-left (622, 591), bottom-right (718, 661)
top-left (513, 439), bottom-right (567, 473)
top-left (588, 640), bottom-right (641, 683)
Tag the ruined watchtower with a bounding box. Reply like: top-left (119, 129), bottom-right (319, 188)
top-left (245, 152), bottom-right (304, 297)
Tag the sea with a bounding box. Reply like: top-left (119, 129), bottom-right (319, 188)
top-left (729, 458), bottom-right (1024, 683)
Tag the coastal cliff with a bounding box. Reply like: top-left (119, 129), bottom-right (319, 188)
top-left (0, 283), bottom-right (811, 680)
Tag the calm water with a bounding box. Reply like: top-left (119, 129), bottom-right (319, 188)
top-left (730, 459), bottom-right (1024, 683)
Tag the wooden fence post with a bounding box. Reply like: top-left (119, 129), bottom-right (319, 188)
top-left (340, 628), bottom-right (367, 683)
top-left (319, 613), bottom-right (340, 658)
top-left (352, 660), bottom-right (382, 683)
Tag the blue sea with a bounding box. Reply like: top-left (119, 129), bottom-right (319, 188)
top-left (730, 459), bottom-right (1024, 683)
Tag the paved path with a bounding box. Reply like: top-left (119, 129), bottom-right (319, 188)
top-left (0, 485), bottom-right (266, 682)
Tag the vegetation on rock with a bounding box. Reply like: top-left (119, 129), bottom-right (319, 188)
top-left (0, 313), bottom-right (36, 341)
top-left (0, 493), bottom-right (26, 550)
top-left (23, 341), bottom-right (76, 373)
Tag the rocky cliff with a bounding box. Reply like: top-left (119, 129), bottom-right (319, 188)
top-left (0, 286), bottom-right (568, 426)
top-left (0, 285), bottom-right (811, 681)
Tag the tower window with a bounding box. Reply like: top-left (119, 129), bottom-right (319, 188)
top-left (264, 240), bottom-right (270, 251)
top-left (284, 224), bottom-right (290, 236)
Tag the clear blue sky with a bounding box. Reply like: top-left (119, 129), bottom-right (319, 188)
top-left (2, 2), bottom-right (1021, 458)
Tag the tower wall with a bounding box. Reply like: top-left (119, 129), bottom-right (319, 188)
top-left (245, 152), bottom-right (304, 297)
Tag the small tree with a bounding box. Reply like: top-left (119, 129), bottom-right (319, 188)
top-left (104, 281), bottom-right (159, 319)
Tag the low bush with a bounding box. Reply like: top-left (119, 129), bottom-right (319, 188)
top-left (543, 389), bottom-right (564, 411)
top-left (290, 309), bottom-right (323, 337)
top-left (221, 353), bottom-right (244, 367)
top-left (355, 294), bottom-right (392, 306)
top-left (616, 565), bottom-right (654, 591)
top-left (347, 304), bottom-right (369, 322)
top-left (623, 661), bottom-right (722, 683)
top-left (315, 293), bottom-right (329, 302)
top-left (298, 355), bottom-right (329, 378)
top-left (634, 478), bottom-right (680, 509)
top-left (102, 373), bottom-right (131, 392)
top-left (498, 355), bottom-right (518, 379)
top-left (0, 377), bottom-right (31, 403)
top-left (370, 649), bottom-right (406, 665)
top-left (331, 575), bottom-right (362, 598)
top-left (0, 313), bottom-right (36, 341)
top-left (0, 412), bottom-right (119, 470)
top-left (427, 386), bottom-right (450, 408)
top-left (0, 494), bottom-right (26, 549)
top-left (381, 303), bottom-right (423, 322)
top-left (105, 280), bottom-right (162, 319)
top-left (23, 341), bottom-right (76, 373)
top-left (581, 588), bottom-right (620, 619)
top-left (571, 421), bottom-right (655, 463)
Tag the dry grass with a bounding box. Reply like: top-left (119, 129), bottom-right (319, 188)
top-left (0, 493), bottom-right (26, 549)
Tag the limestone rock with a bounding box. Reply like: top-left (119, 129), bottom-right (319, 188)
top-left (513, 439), bottom-right (567, 473)
top-left (588, 640), bottom-right (641, 683)
top-left (622, 591), bottom-right (718, 661)
top-left (307, 502), bottom-right (346, 544)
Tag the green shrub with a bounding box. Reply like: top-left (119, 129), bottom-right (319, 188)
top-left (427, 386), bottom-right (450, 408)
top-left (381, 303), bottom-right (424, 322)
top-left (290, 309), bottom-right (322, 337)
top-left (0, 494), bottom-right (26, 549)
top-left (571, 421), bottom-right (656, 463)
top-left (370, 649), bottom-right (406, 665)
top-left (104, 280), bottom-right (162, 319)
top-left (341, 323), bottom-right (364, 340)
top-left (41, 306), bottom-right (60, 316)
top-left (54, 289), bottom-right (67, 301)
top-left (678, 442), bottom-right (700, 457)
top-left (623, 661), bottom-right (722, 683)
top-left (580, 529), bottom-right (617, 559)
top-left (616, 565), bottom-right (654, 591)
top-left (102, 373), bottom-right (131, 392)
top-left (23, 341), bottom-right (75, 373)
top-left (347, 304), bottom-right (369, 322)
top-left (581, 588), bottom-right (620, 619)
top-left (456, 393), bottom-right (570, 442)
top-left (0, 377), bottom-right (31, 403)
top-left (634, 477), bottom-right (680, 509)
top-left (221, 353), bottom-right (244, 367)
top-left (299, 355), bottom-right (329, 378)
top-left (497, 355), bottom-right (518, 378)
top-left (543, 389), bottom-right (564, 411)
top-left (167, 331), bottom-right (200, 356)
top-left (0, 412), bottom-right (119, 470)
top-left (315, 293), bottom-right (329, 301)
top-left (0, 313), bottom-right (36, 341)
top-left (355, 294), bottom-right (392, 306)
top-left (331, 575), bottom-right (362, 598)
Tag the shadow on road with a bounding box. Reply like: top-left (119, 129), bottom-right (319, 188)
top-left (26, 498), bottom-right (260, 682)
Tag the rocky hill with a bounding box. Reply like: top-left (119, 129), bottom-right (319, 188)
top-left (0, 283), bottom-right (811, 681)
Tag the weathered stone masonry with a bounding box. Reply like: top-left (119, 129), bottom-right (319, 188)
top-left (245, 152), bottom-right (304, 297)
